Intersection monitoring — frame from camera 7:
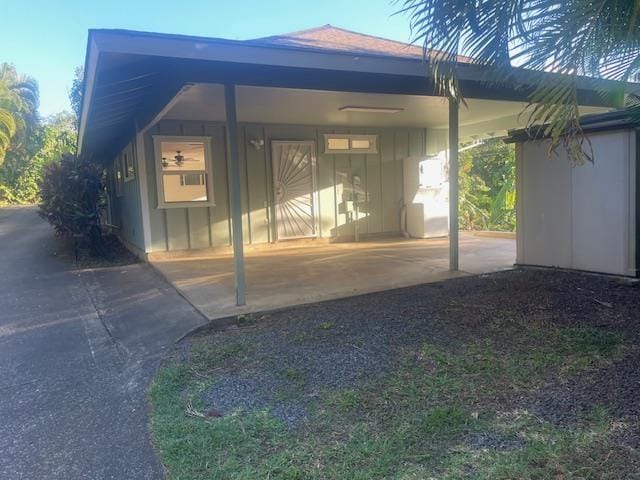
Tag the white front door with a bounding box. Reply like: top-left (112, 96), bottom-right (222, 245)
top-left (271, 141), bottom-right (317, 240)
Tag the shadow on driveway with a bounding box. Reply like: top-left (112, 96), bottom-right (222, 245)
top-left (0, 207), bottom-right (205, 480)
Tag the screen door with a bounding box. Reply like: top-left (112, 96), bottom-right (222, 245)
top-left (271, 141), bottom-right (317, 240)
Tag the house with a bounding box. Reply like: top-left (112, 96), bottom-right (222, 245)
top-left (507, 109), bottom-right (639, 277)
top-left (77, 25), bottom-right (627, 311)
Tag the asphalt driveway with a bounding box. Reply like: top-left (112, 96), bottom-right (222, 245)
top-left (0, 207), bottom-right (205, 479)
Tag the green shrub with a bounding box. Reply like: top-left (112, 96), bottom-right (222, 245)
top-left (459, 138), bottom-right (516, 232)
top-left (0, 183), bottom-right (15, 205)
top-left (39, 154), bottom-right (106, 254)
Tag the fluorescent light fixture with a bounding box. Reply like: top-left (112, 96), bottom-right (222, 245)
top-left (339, 105), bottom-right (404, 113)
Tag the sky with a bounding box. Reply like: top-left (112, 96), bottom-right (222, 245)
top-left (1, 0), bottom-right (414, 117)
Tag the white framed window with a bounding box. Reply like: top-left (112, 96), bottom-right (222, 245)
top-left (114, 156), bottom-right (124, 197)
top-left (123, 144), bottom-right (135, 182)
top-left (153, 135), bottom-right (215, 208)
top-left (324, 134), bottom-right (378, 154)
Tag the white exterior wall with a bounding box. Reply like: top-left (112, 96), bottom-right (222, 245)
top-left (516, 129), bottom-right (636, 276)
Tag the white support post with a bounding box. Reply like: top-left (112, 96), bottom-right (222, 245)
top-left (449, 97), bottom-right (460, 271)
top-left (224, 84), bottom-right (247, 306)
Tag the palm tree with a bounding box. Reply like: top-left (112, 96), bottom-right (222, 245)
top-left (397, 0), bottom-right (640, 162)
top-left (0, 63), bottom-right (39, 164)
top-left (0, 86), bottom-right (17, 163)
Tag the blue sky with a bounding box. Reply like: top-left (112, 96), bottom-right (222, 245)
top-left (2, 0), bottom-right (414, 117)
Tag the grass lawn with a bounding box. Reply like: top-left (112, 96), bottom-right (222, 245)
top-left (150, 269), bottom-right (640, 479)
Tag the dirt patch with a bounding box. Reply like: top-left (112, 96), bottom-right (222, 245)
top-left (54, 234), bottom-right (138, 268)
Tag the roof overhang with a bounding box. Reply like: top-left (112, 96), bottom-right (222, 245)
top-left (78, 29), bottom-right (638, 159)
top-left (505, 108), bottom-right (640, 143)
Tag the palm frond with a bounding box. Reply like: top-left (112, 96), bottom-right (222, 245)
top-left (0, 63), bottom-right (40, 159)
top-left (396, 0), bottom-right (640, 164)
top-left (0, 108), bottom-right (17, 165)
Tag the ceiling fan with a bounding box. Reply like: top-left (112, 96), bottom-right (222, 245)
top-left (174, 150), bottom-right (185, 166)
top-left (176, 143), bottom-right (203, 165)
top-left (162, 147), bottom-right (201, 168)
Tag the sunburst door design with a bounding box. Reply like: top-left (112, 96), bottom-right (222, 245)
top-left (271, 141), bottom-right (317, 240)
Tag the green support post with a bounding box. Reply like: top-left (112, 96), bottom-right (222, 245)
top-left (224, 84), bottom-right (247, 305)
top-left (449, 97), bottom-right (459, 271)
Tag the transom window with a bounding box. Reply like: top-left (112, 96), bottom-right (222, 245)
top-left (324, 134), bottom-right (378, 154)
top-left (153, 136), bottom-right (215, 208)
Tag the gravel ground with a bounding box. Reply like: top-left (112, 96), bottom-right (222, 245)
top-left (186, 268), bottom-right (640, 431)
top-left (464, 431), bottom-right (526, 451)
top-left (528, 347), bottom-right (640, 447)
top-left (529, 347), bottom-right (640, 421)
top-left (204, 375), bottom-right (309, 426)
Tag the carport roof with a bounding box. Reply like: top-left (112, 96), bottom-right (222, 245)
top-left (78, 26), bottom-right (636, 159)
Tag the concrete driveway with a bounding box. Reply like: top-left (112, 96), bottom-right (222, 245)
top-left (0, 207), bottom-right (205, 479)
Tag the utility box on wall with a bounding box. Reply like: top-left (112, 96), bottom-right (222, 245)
top-left (510, 124), bottom-right (637, 277)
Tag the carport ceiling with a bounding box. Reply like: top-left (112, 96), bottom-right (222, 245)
top-left (164, 84), bottom-right (607, 131)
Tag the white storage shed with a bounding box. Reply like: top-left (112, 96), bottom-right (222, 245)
top-left (507, 110), bottom-right (638, 277)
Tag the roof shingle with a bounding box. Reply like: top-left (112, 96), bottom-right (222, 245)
top-left (250, 25), bottom-right (473, 63)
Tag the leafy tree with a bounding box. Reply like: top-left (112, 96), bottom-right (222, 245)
top-left (69, 66), bottom-right (83, 124)
top-left (459, 138), bottom-right (515, 232)
top-left (398, 0), bottom-right (639, 163)
top-left (0, 112), bottom-right (76, 203)
top-left (0, 90), bottom-right (17, 163)
top-left (0, 63), bottom-right (39, 164)
top-left (0, 62), bottom-right (79, 205)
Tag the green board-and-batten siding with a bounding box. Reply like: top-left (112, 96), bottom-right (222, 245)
top-left (108, 139), bottom-right (145, 251)
top-left (143, 120), bottom-right (428, 252)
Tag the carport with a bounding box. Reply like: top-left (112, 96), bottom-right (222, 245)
top-left (77, 27), bottom-right (622, 314)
